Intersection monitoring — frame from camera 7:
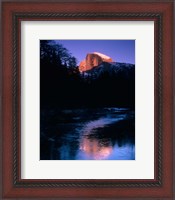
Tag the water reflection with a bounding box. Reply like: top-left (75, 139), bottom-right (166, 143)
top-left (79, 136), bottom-right (113, 159)
top-left (40, 108), bottom-right (135, 160)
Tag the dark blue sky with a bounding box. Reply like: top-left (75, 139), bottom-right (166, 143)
top-left (55, 40), bottom-right (135, 65)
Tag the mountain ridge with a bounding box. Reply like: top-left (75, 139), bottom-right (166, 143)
top-left (80, 61), bottom-right (135, 81)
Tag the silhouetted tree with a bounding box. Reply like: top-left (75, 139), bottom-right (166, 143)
top-left (40, 40), bottom-right (80, 108)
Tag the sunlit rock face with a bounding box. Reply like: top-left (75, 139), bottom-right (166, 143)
top-left (79, 52), bottom-right (113, 72)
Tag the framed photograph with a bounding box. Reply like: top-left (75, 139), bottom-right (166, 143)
top-left (1, 0), bottom-right (174, 199)
top-left (40, 39), bottom-right (135, 161)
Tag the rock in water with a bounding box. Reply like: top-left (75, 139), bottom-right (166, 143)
top-left (79, 52), bottom-right (113, 72)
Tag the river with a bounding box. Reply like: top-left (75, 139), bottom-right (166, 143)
top-left (40, 108), bottom-right (135, 160)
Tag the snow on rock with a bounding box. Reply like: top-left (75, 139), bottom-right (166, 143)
top-left (93, 52), bottom-right (111, 60)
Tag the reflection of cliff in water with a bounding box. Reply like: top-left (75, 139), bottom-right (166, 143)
top-left (40, 108), bottom-right (135, 160)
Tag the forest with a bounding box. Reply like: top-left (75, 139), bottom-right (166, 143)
top-left (40, 40), bottom-right (135, 108)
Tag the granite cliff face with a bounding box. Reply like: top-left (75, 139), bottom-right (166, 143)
top-left (79, 52), bottom-right (113, 72)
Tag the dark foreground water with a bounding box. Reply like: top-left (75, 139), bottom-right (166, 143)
top-left (40, 108), bottom-right (135, 160)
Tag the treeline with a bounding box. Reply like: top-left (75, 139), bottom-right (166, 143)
top-left (40, 40), bottom-right (135, 108)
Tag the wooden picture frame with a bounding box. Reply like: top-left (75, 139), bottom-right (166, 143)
top-left (1, 0), bottom-right (174, 199)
